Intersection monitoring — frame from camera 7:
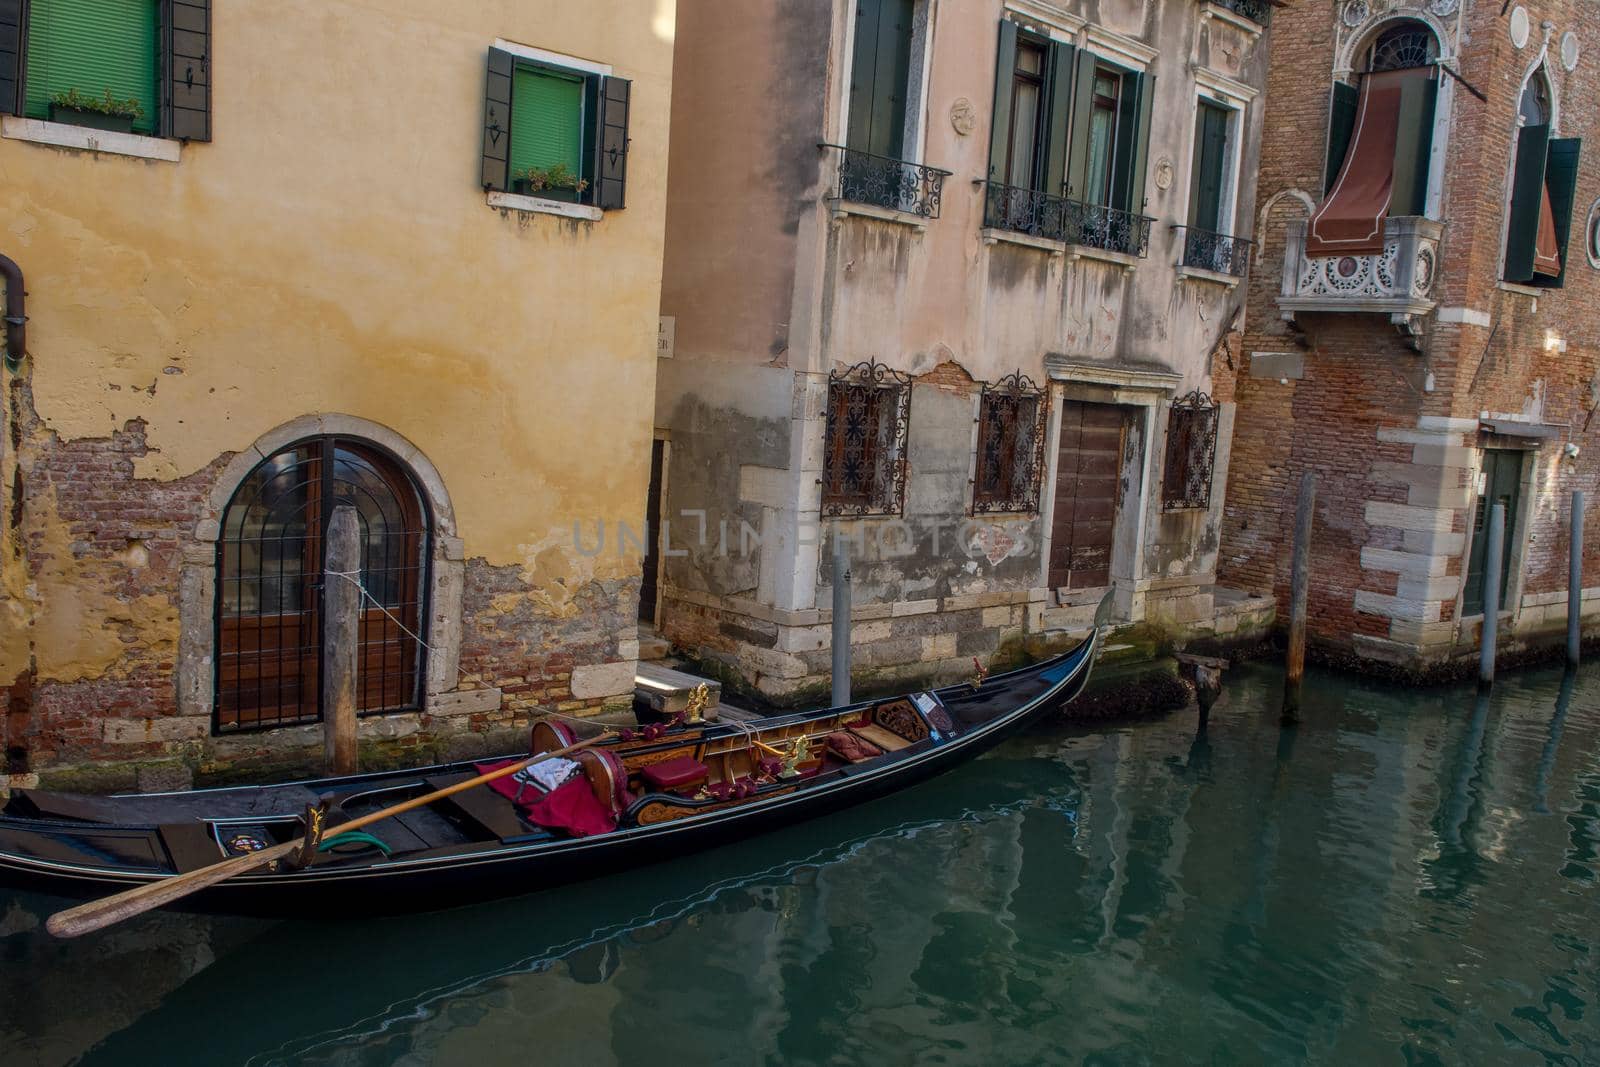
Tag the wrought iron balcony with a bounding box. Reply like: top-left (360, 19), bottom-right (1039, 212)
top-left (1278, 216), bottom-right (1444, 331)
top-left (819, 144), bottom-right (951, 220)
top-left (1174, 225), bottom-right (1253, 279)
top-left (980, 181), bottom-right (1153, 258)
top-left (1206, 0), bottom-right (1272, 25)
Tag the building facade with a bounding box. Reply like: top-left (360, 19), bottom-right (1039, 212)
top-left (0, 0), bottom-right (673, 786)
top-left (1222, 0), bottom-right (1600, 672)
top-left (652, 0), bottom-right (1275, 703)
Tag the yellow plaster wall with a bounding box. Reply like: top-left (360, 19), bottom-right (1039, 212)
top-left (2, 0), bottom-right (674, 582)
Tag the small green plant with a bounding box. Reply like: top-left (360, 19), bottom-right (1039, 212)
top-left (513, 162), bottom-right (589, 195)
top-left (50, 88), bottom-right (144, 119)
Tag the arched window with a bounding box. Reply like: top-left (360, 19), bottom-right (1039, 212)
top-left (215, 437), bottom-right (430, 732)
top-left (1502, 62), bottom-right (1578, 287)
top-left (1361, 19), bottom-right (1438, 74)
top-left (1519, 65), bottom-right (1551, 127)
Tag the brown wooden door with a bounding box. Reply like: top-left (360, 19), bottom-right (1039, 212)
top-left (1049, 401), bottom-right (1124, 590)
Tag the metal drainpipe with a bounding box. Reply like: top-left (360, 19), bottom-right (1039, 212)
top-left (0, 253), bottom-right (24, 369)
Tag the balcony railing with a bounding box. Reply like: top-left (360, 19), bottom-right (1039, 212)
top-left (820, 144), bottom-right (952, 220)
top-left (1174, 225), bottom-right (1253, 278)
top-left (1208, 0), bottom-right (1272, 25)
top-left (1278, 215), bottom-right (1444, 330)
top-left (981, 181), bottom-right (1154, 258)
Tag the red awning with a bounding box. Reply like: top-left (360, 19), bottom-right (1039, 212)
top-left (1532, 181), bottom-right (1561, 277)
top-left (1307, 69), bottom-right (1421, 258)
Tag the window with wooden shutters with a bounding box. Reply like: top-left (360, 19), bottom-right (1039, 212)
top-left (480, 46), bottom-right (630, 211)
top-left (822, 360), bottom-right (911, 517)
top-left (1503, 67), bottom-right (1581, 288)
top-left (3, 0), bottom-right (210, 140)
top-left (973, 373), bottom-right (1046, 515)
top-left (1162, 391), bottom-right (1219, 510)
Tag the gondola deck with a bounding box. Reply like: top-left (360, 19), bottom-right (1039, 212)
top-left (0, 632), bottom-right (1097, 919)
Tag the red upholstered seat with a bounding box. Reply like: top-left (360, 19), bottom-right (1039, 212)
top-left (641, 755), bottom-right (710, 792)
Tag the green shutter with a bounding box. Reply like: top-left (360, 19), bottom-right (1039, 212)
top-left (1043, 40), bottom-right (1075, 195)
top-left (1117, 69), bottom-right (1154, 214)
top-left (162, 0), bottom-right (210, 142)
top-left (1324, 81), bottom-right (1359, 195)
top-left (1189, 101), bottom-right (1229, 231)
top-left (25, 0), bottom-right (158, 134)
top-left (1389, 72), bottom-right (1437, 217)
top-left (846, 0), bottom-right (912, 158)
top-left (592, 75), bottom-right (630, 210)
top-left (1534, 137), bottom-right (1581, 289)
top-left (1062, 48), bottom-right (1096, 199)
top-left (986, 19), bottom-right (1018, 182)
top-left (0, 0), bottom-right (23, 116)
top-left (1503, 122), bottom-right (1551, 282)
top-left (510, 65), bottom-right (583, 182)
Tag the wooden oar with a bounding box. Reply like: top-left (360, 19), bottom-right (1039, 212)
top-left (46, 731), bottom-right (617, 939)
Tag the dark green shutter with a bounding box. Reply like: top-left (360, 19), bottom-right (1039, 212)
top-left (161, 0), bottom-right (208, 142)
top-left (1388, 72), bottom-right (1436, 217)
top-left (1503, 122), bottom-right (1551, 282)
top-left (510, 65), bottom-right (583, 180)
top-left (1043, 40), bottom-right (1074, 194)
top-left (1116, 69), bottom-right (1154, 213)
top-left (0, 0), bottom-right (23, 116)
top-left (481, 47), bottom-right (514, 191)
top-left (25, 0), bottom-right (160, 134)
top-left (593, 75), bottom-right (629, 210)
top-left (846, 0), bottom-right (912, 158)
top-left (1189, 100), bottom-right (1228, 231)
top-left (1062, 48), bottom-right (1096, 199)
top-left (1324, 80), bottom-right (1359, 195)
top-left (1534, 137), bottom-right (1581, 288)
top-left (986, 19), bottom-right (1017, 183)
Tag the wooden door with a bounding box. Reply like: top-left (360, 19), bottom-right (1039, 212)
top-left (1463, 449), bottom-right (1523, 616)
top-left (1049, 401), bottom-right (1125, 590)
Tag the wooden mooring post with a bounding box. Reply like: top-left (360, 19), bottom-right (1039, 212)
top-left (1283, 472), bottom-right (1316, 719)
top-left (831, 530), bottom-right (852, 708)
top-left (1478, 502), bottom-right (1506, 690)
top-left (1568, 490), bottom-right (1584, 670)
top-left (324, 505), bottom-right (361, 775)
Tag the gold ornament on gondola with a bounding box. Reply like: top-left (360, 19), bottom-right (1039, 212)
top-left (684, 683), bottom-right (711, 724)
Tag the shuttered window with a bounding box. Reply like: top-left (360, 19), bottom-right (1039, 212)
top-left (481, 48), bottom-right (631, 211)
top-left (511, 66), bottom-right (583, 181)
top-left (847, 0), bottom-right (914, 159)
top-left (1188, 100), bottom-right (1229, 232)
top-left (1504, 125), bottom-right (1583, 287)
top-left (25, 0), bottom-right (158, 134)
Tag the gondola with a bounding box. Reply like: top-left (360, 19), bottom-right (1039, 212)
top-left (0, 623), bottom-right (1101, 920)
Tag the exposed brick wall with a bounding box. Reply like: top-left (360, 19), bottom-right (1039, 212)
top-left (1222, 1), bottom-right (1600, 668)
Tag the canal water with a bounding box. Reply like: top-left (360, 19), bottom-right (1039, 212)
top-left (1, 662), bottom-right (1596, 1066)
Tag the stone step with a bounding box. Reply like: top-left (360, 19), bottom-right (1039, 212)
top-left (637, 626), bottom-right (672, 662)
top-left (634, 661), bottom-right (722, 716)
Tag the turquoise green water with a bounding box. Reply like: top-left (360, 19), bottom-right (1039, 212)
top-left (1, 663), bottom-right (1596, 1065)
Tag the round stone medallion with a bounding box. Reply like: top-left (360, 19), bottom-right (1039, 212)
top-left (1561, 31), bottom-right (1579, 71)
top-left (950, 97), bottom-right (976, 136)
top-left (1342, 0), bottom-right (1369, 29)
top-left (1154, 157), bottom-right (1174, 191)
top-left (1509, 6), bottom-right (1530, 48)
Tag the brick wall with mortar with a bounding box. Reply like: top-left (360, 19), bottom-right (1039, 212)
top-left (1, 384), bottom-right (636, 792)
top-left (1220, 0), bottom-right (1600, 673)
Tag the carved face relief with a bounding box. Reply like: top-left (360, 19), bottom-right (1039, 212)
top-left (1154, 157), bottom-right (1174, 192)
top-left (950, 98), bottom-right (977, 136)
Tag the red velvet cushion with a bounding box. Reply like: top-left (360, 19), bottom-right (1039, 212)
top-left (827, 731), bottom-right (882, 764)
top-left (524, 776), bottom-right (616, 837)
top-left (642, 755), bottom-right (710, 790)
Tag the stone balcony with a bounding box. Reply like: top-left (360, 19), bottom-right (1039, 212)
top-left (1278, 215), bottom-right (1444, 334)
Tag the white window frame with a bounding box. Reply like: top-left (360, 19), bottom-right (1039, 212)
top-left (1190, 68), bottom-right (1256, 239)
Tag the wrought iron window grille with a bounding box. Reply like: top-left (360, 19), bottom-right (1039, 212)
top-left (822, 360), bottom-right (913, 517)
top-left (1174, 225), bottom-right (1254, 278)
top-left (980, 181), bottom-right (1154, 258)
top-left (819, 144), bottom-right (952, 220)
top-left (1208, 0), bottom-right (1273, 26)
top-left (972, 372), bottom-right (1048, 515)
top-left (1162, 391), bottom-right (1220, 510)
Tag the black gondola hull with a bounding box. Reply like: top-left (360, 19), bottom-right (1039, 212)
top-left (0, 634), bottom-right (1096, 918)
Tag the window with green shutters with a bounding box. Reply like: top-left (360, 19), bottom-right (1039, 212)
top-left (510, 66), bottom-right (585, 196)
top-left (481, 48), bottom-right (631, 210)
top-left (25, 0), bottom-right (159, 135)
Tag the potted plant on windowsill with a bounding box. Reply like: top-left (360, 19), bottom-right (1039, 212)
top-left (511, 163), bottom-right (590, 203)
top-left (48, 89), bottom-right (144, 134)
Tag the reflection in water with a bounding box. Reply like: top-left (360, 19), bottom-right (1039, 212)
top-left (1, 664), bottom-right (1597, 1066)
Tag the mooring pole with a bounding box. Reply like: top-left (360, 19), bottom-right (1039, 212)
top-left (831, 529), bottom-right (852, 708)
top-left (1283, 471), bottom-right (1316, 719)
top-left (1478, 502), bottom-right (1505, 690)
top-left (1568, 490), bottom-right (1584, 669)
top-left (323, 505), bottom-right (361, 774)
